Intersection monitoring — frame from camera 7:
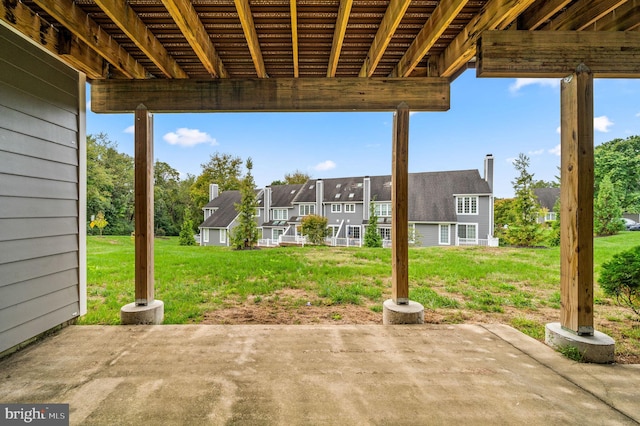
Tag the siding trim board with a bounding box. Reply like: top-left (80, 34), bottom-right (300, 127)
top-left (0, 22), bottom-right (84, 353)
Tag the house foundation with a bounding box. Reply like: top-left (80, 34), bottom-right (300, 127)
top-left (382, 299), bottom-right (424, 324)
top-left (120, 300), bottom-right (164, 325)
top-left (545, 322), bottom-right (614, 364)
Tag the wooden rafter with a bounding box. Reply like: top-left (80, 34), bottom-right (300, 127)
top-left (94, 0), bottom-right (187, 79)
top-left (0, 1), bottom-right (104, 79)
top-left (436, 0), bottom-right (537, 78)
top-left (585, 0), bottom-right (640, 31)
top-left (518, 0), bottom-right (572, 30)
top-left (327, 0), bottom-right (353, 77)
top-left (544, 0), bottom-right (629, 31)
top-left (390, 0), bottom-right (468, 78)
top-left (91, 77), bottom-right (450, 113)
top-left (290, 0), bottom-right (299, 78)
top-left (31, 0), bottom-right (147, 79)
top-left (359, 0), bottom-right (411, 78)
top-left (234, 0), bottom-right (268, 78)
top-left (161, 0), bottom-right (229, 78)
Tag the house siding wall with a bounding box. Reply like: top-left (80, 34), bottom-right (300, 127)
top-left (456, 196), bottom-right (491, 240)
top-left (414, 224), bottom-right (439, 246)
top-left (0, 24), bottom-right (85, 353)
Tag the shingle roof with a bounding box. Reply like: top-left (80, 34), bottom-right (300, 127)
top-left (269, 184), bottom-right (304, 207)
top-left (199, 191), bottom-right (241, 229)
top-left (534, 188), bottom-right (560, 211)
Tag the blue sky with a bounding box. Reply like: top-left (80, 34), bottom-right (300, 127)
top-left (86, 70), bottom-right (640, 198)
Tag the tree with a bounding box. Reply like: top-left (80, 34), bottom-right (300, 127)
top-left (190, 152), bottom-right (243, 214)
top-left (284, 169), bottom-right (311, 184)
top-left (300, 214), bottom-right (328, 245)
top-left (594, 135), bottom-right (640, 213)
top-left (599, 246), bottom-right (640, 318)
top-left (178, 217), bottom-right (196, 246)
top-left (364, 201), bottom-right (382, 248)
top-left (90, 211), bottom-right (108, 236)
top-left (154, 161), bottom-right (184, 236)
top-left (493, 198), bottom-right (517, 241)
top-left (594, 174), bottom-right (624, 236)
top-left (230, 158), bottom-right (259, 249)
top-left (506, 153), bottom-right (542, 246)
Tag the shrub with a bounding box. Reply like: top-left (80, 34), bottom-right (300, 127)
top-left (178, 218), bottom-right (196, 246)
top-left (300, 214), bottom-right (328, 245)
top-left (598, 246), bottom-right (640, 318)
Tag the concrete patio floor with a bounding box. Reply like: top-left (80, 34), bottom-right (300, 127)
top-left (0, 324), bottom-right (639, 425)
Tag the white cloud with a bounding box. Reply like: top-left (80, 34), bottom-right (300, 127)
top-left (528, 149), bottom-right (544, 156)
top-left (86, 100), bottom-right (91, 111)
top-left (594, 116), bottom-right (613, 132)
top-left (163, 128), bottom-right (217, 147)
top-left (124, 125), bottom-right (135, 134)
top-left (314, 160), bottom-right (336, 171)
top-left (549, 144), bottom-right (561, 156)
top-left (509, 78), bottom-right (560, 93)
top-left (556, 126), bottom-right (561, 134)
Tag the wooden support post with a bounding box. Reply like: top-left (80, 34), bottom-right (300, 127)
top-left (392, 102), bottom-right (410, 304)
top-left (134, 104), bottom-right (154, 306)
top-left (560, 65), bottom-right (594, 335)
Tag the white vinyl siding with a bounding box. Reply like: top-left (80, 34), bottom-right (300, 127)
top-left (345, 204), bottom-right (356, 213)
top-left (272, 209), bottom-right (287, 220)
top-left (439, 224), bottom-right (450, 245)
top-left (456, 196), bottom-right (478, 215)
top-left (299, 204), bottom-right (315, 216)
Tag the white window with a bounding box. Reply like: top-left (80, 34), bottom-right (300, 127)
top-left (458, 224), bottom-right (477, 243)
top-left (348, 225), bottom-right (361, 239)
top-left (273, 209), bottom-right (287, 220)
top-left (456, 196), bottom-right (478, 215)
top-left (439, 224), bottom-right (450, 245)
top-left (375, 203), bottom-right (391, 217)
top-left (202, 228), bottom-right (209, 243)
top-left (345, 204), bottom-right (356, 213)
top-left (220, 229), bottom-right (226, 244)
top-left (272, 228), bottom-right (283, 241)
top-left (545, 212), bottom-right (557, 221)
top-left (378, 227), bottom-right (391, 240)
top-left (331, 204), bottom-right (342, 213)
top-left (328, 225), bottom-right (339, 237)
top-left (299, 204), bottom-right (316, 216)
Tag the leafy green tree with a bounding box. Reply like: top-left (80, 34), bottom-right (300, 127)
top-left (548, 198), bottom-right (561, 247)
top-left (270, 179), bottom-right (286, 186)
top-left (230, 158), bottom-right (259, 249)
top-left (493, 198), bottom-right (517, 242)
top-left (190, 152), bottom-right (243, 213)
top-left (300, 214), bottom-right (328, 245)
top-left (506, 153), bottom-right (542, 246)
top-left (599, 246), bottom-right (640, 318)
top-left (178, 217), bottom-right (196, 246)
top-left (594, 135), bottom-right (640, 213)
top-left (154, 161), bottom-right (184, 236)
top-left (594, 174), bottom-right (624, 236)
top-left (364, 201), bottom-right (382, 248)
top-left (284, 170), bottom-right (311, 184)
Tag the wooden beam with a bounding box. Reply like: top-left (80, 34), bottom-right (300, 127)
top-left (392, 102), bottom-right (410, 304)
top-left (585, 0), bottom-right (640, 31)
top-left (0, 1), bottom-right (106, 79)
top-left (31, 0), bottom-right (147, 79)
top-left (91, 77), bottom-right (450, 113)
top-left (544, 0), bottom-right (628, 31)
top-left (134, 105), bottom-right (155, 306)
top-left (327, 0), bottom-right (353, 77)
top-left (94, 0), bottom-right (188, 79)
top-left (359, 0), bottom-right (411, 77)
top-left (477, 31), bottom-right (640, 78)
top-left (290, 0), bottom-right (299, 77)
top-left (560, 65), bottom-right (594, 335)
top-left (390, 0), bottom-right (468, 78)
top-left (436, 0), bottom-right (537, 78)
top-left (518, 0), bottom-right (572, 30)
top-left (161, 0), bottom-right (229, 78)
top-left (235, 0), bottom-right (268, 78)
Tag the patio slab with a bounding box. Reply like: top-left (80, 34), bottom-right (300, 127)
top-left (0, 324), bottom-right (639, 425)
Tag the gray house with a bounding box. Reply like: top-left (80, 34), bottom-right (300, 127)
top-left (534, 187), bottom-right (560, 223)
top-left (199, 155), bottom-right (496, 248)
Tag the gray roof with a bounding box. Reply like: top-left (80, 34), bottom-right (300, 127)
top-left (199, 191), bottom-right (241, 228)
top-left (534, 187), bottom-right (560, 210)
top-left (269, 184), bottom-right (304, 207)
top-left (293, 176), bottom-right (367, 203)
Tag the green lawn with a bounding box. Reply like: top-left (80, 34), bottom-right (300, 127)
top-left (83, 233), bottom-right (640, 362)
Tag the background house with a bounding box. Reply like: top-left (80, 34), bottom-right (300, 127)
top-left (200, 155), bottom-right (496, 248)
top-left (534, 187), bottom-right (560, 223)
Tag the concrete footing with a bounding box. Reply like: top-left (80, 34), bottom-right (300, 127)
top-left (120, 300), bottom-right (164, 325)
top-left (545, 322), bottom-right (615, 364)
top-left (382, 299), bottom-right (424, 324)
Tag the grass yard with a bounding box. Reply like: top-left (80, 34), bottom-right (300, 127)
top-left (84, 234), bottom-right (640, 363)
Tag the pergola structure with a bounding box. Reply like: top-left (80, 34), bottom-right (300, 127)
top-left (3, 1), bottom-right (639, 342)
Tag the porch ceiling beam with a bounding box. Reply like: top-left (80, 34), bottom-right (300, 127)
top-left (359, 0), bottom-right (411, 77)
top-left (476, 30), bottom-right (640, 78)
top-left (234, 0), bottom-right (268, 78)
top-left (436, 0), bottom-right (537, 79)
top-left (518, 0), bottom-right (572, 30)
top-left (31, 0), bottom-right (147, 79)
top-left (161, 0), bottom-right (229, 78)
top-left (584, 0), bottom-right (640, 31)
top-left (390, 0), bottom-right (468, 78)
top-left (290, 0), bottom-right (299, 77)
top-left (93, 0), bottom-right (188, 79)
top-left (91, 77), bottom-right (450, 113)
top-left (0, 2), bottom-right (104, 79)
top-left (327, 0), bottom-right (353, 77)
top-left (543, 0), bottom-right (628, 31)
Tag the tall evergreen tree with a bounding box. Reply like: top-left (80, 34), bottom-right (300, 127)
top-left (230, 158), bottom-right (259, 249)
top-left (364, 201), bottom-right (382, 248)
top-left (506, 153), bottom-right (542, 246)
top-left (594, 174), bottom-right (624, 236)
